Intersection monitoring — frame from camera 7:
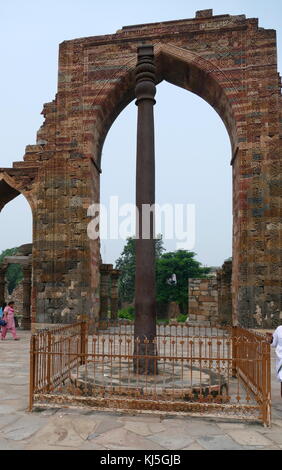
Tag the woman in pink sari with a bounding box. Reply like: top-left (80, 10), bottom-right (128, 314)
top-left (1, 301), bottom-right (20, 340)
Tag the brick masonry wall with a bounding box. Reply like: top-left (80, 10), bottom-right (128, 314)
top-left (188, 261), bottom-right (233, 325)
top-left (0, 10), bottom-right (281, 327)
top-left (5, 283), bottom-right (24, 317)
top-left (217, 260), bottom-right (233, 325)
top-left (188, 278), bottom-right (219, 323)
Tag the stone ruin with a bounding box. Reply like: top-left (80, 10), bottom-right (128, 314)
top-left (0, 10), bottom-right (281, 328)
top-left (189, 260), bottom-right (233, 326)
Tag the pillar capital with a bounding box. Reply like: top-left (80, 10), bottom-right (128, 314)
top-left (135, 44), bottom-right (156, 105)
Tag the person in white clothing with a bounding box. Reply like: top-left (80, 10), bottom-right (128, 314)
top-left (267, 325), bottom-right (282, 398)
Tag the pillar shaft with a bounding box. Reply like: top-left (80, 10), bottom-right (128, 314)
top-left (134, 44), bottom-right (157, 343)
top-left (133, 45), bottom-right (158, 375)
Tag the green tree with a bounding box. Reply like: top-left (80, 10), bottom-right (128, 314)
top-left (115, 236), bottom-right (165, 304)
top-left (0, 248), bottom-right (23, 294)
top-left (115, 239), bottom-right (210, 313)
top-left (156, 250), bottom-right (210, 313)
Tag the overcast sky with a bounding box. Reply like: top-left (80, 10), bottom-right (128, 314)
top-left (0, 0), bottom-right (281, 267)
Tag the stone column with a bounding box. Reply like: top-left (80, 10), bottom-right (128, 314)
top-left (21, 264), bottom-right (32, 330)
top-left (110, 269), bottom-right (120, 320)
top-left (0, 265), bottom-right (6, 306)
top-left (99, 264), bottom-right (113, 320)
top-left (134, 44), bottom-right (157, 374)
top-left (218, 261), bottom-right (232, 326)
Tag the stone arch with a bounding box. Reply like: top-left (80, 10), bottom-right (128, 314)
top-left (0, 171), bottom-right (35, 327)
top-left (94, 43), bottom-right (243, 168)
top-left (14, 13), bottom-right (280, 328)
top-left (92, 43), bottom-right (242, 322)
top-left (0, 171), bottom-right (36, 213)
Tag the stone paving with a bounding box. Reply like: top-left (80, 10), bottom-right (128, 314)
top-left (0, 331), bottom-right (282, 450)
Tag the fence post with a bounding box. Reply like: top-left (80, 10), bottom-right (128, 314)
top-left (29, 334), bottom-right (36, 412)
top-left (80, 321), bottom-right (88, 365)
top-left (46, 330), bottom-right (51, 392)
top-left (262, 341), bottom-right (271, 427)
top-left (232, 326), bottom-right (238, 377)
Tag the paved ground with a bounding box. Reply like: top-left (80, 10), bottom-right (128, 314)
top-left (0, 331), bottom-right (282, 451)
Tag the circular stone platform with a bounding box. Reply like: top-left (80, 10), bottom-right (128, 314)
top-left (70, 361), bottom-right (228, 400)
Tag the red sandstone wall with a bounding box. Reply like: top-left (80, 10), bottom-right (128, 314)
top-left (188, 278), bottom-right (219, 323)
top-left (0, 10), bottom-right (281, 327)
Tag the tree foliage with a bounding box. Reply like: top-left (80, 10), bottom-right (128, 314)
top-left (115, 237), bottom-right (210, 313)
top-left (0, 248), bottom-right (23, 294)
top-left (156, 250), bottom-right (210, 313)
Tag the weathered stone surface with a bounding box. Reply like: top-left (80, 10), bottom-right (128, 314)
top-left (148, 428), bottom-right (194, 449)
top-left (94, 418), bottom-right (123, 435)
top-left (94, 428), bottom-right (165, 450)
top-left (196, 434), bottom-right (243, 450)
top-left (0, 438), bottom-right (27, 450)
top-left (217, 260), bottom-right (233, 325)
top-left (188, 277), bottom-right (219, 322)
top-left (0, 415), bottom-right (20, 430)
top-left (76, 441), bottom-right (107, 450)
top-left (0, 376), bottom-right (28, 386)
top-left (25, 417), bottom-right (85, 448)
top-left (0, 10), bottom-right (281, 328)
top-left (0, 405), bottom-right (18, 415)
top-left (182, 442), bottom-right (206, 450)
top-left (118, 415), bottom-right (162, 423)
top-left (24, 443), bottom-right (78, 450)
top-left (68, 415), bottom-right (99, 440)
top-left (2, 415), bottom-right (46, 441)
top-left (0, 331), bottom-right (282, 450)
top-left (177, 421), bottom-right (222, 437)
top-left (217, 422), bottom-right (246, 430)
top-left (123, 421), bottom-right (166, 436)
top-left (259, 432), bottom-right (282, 445)
top-left (228, 430), bottom-right (275, 446)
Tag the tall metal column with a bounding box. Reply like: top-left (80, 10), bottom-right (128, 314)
top-left (134, 45), bottom-right (157, 374)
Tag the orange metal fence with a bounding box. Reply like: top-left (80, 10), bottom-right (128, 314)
top-left (231, 326), bottom-right (271, 426)
top-left (29, 322), bottom-right (87, 410)
top-left (29, 321), bottom-right (271, 426)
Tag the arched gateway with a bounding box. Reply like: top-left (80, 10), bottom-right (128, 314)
top-left (1, 9), bottom-right (281, 329)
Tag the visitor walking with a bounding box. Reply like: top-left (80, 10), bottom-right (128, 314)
top-left (267, 325), bottom-right (282, 398)
top-left (1, 301), bottom-right (20, 340)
